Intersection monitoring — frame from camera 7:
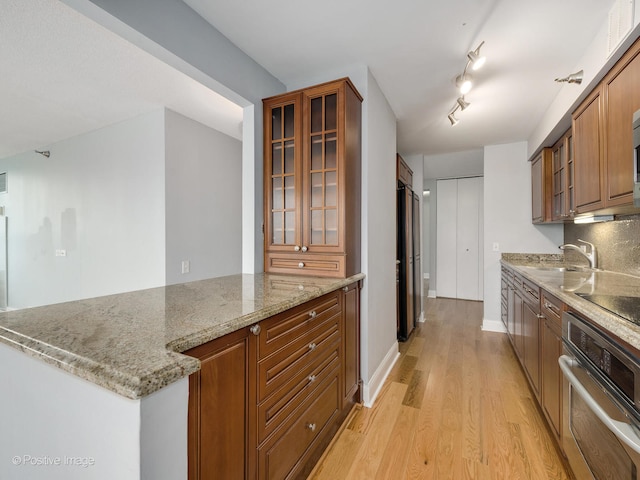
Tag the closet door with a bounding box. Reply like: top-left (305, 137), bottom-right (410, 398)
top-left (456, 177), bottom-right (482, 300)
top-left (436, 179), bottom-right (457, 298)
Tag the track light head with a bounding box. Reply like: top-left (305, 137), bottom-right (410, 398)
top-left (456, 74), bottom-right (473, 95)
top-left (456, 97), bottom-right (470, 111)
top-left (448, 111), bottom-right (459, 126)
top-left (467, 41), bottom-right (486, 71)
top-left (554, 69), bottom-right (583, 85)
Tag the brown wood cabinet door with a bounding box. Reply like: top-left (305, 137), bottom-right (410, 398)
top-left (513, 287), bottom-right (524, 358)
top-left (187, 328), bottom-right (256, 480)
top-left (531, 148), bottom-right (552, 223)
top-left (263, 92), bottom-right (303, 255)
top-left (522, 300), bottom-right (540, 398)
top-left (342, 281), bottom-right (361, 406)
top-left (541, 319), bottom-right (562, 439)
top-left (573, 87), bottom-right (604, 213)
top-left (604, 38), bottom-right (640, 207)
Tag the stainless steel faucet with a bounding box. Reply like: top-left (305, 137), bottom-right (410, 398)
top-left (559, 239), bottom-right (598, 269)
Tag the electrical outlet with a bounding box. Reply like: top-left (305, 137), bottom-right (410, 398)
top-left (492, 242), bottom-right (500, 252)
top-left (181, 260), bottom-right (190, 274)
top-left (55, 249), bottom-right (66, 257)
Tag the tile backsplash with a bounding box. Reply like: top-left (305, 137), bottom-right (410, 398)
top-left (564, 214), bottom-right (640, 276)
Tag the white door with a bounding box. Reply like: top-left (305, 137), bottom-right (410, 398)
top-left (456, 177), bottom-right (482, 300)
top-left (436, 177), bottom-right (483, 301)
top-left (436, 179), bottom-right (457, 298)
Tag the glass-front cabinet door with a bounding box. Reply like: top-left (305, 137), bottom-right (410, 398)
top-left (264, 93), bottom-right (301, 252)
top-left (303, 89), bottom-right (342, 252)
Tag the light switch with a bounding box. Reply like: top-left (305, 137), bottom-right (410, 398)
top-left (492, 242), bottom-right (500, 252)
top-left (181, 260), bottom-right (190, 274)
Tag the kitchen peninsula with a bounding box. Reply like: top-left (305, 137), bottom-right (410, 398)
top-left (0, 272), bottom-right (363, 480)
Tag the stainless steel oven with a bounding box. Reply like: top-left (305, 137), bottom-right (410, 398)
top-left (561, 310), bottom-right (640, 479)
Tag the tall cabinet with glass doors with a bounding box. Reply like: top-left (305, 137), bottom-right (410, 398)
top-left (263, 78), bottom-right (362, 278)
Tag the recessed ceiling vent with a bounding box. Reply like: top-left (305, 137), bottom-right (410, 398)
top-left (0, 173), bottom-right (7, 194)
top-left (608, 0), bottom-right (634, 56)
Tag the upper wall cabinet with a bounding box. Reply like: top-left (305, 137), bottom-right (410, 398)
top-left (263, 78), bottom-right (362, 278)
top-left (551, 129), bottom-right (574, 221)
top-left (572, 35), bottom-right (640, 215)
top-left (531, 148), bottom-right (552, 223)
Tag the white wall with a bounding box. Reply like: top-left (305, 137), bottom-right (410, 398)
top-left (164, 109), bottom-right (242, 284)
top-left (482, 142), bottom-right (563, 331)
top-left (0, 111), bottom-right (166, 309)
top-left (529, 7), bottom-right (640, 156)
top-left (424, 149), bottom-right (484, 179)
top-left (0, 342), bottom-right (188, 480)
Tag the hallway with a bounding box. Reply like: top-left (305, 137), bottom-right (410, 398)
top-left (309, 297), bottom-right (571, 479)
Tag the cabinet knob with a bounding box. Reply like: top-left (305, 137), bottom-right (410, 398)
top-left (298, 262), bottom-right (305, 268)
top-left (249, 324), bottom-right (261, 336)
top-left (294, 245), bottom-right (301, 252)
top-left (536, 313), bottom-right (545, 319)
top-left (308, 310), bottom-right (317, 319)
top-left (301, 246), bottom-right (308, 252)
top-left (343, 286), bottom-right (349, 292)
top-left (308, 342), bottom-right (317, 351)
top-left (308, 374), bottom-right (317, 383)
top-left (306, 423), bottom-right (316, 432)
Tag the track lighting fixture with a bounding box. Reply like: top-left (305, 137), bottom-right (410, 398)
top-left (554, 69), bottom-right (583, 85)
top-left (456, 96), bottom-right (470, 111)
top-left (467, 41), bottom-right (486, 71)
top-left (446, 41), bottom-right (486, 126)
top-left (448, 111), bottom-right (459, 126)
top-left (35, 150), bottom-right (50, 158)
top-left (456, 74), bottom-right (473, 95)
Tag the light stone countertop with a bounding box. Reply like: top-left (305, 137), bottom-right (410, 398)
top-left (0, 273), bottom-right (364, 399)
top-left (501, 253), bottom-right (640, 354)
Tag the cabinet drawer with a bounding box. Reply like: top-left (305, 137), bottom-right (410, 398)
top-left (258, 348), bottom-right (339, 443)
top-left (258, 372), bottom-right (340, 480)
top-left (520, 277), bottom-right (540, 307)
top-left (258, 291), bottom-right (341, 360)
top-left (541, 289), bottom-right (563, 333)
top-left (258, 314), bottom-right (339, 402)
top-left (266, 253), bottom-right (345, 278)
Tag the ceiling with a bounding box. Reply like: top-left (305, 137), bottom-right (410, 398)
top-left (1, 0), bottom-right (619, 160)
top-left (183, 0), bottom-right (616, 156)
top-left (0, 0), bottom-right (242, 160)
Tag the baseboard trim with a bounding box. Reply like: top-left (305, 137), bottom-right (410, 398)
top-left (482, 318), bottom-right (507, 333)
top-left (362, 342), bottom-right (400, 408)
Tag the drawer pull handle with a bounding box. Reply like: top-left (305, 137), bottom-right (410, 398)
top-left (309, 310), bottom-right (317, 319)
top-left (298, 262), bottom-right (305, 268)
top-left (306, 423), bottom-right (316, 432)
top-left (301, 246), bottom-right (308, 252)
top-left (308, 343), bottom-right (317, 351)
top-left (249, 324), bottom-right (261, 336)
top-left (537, 313), bottom-right (545, 319)
top-left (308, 374), bottom-right (317, 383)
top-left (544, 301), bottom-right (560, 315)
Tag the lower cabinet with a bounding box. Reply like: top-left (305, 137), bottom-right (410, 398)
top-left (502, 266), bottom-right (565, 448)
top-left (187, 281), bottom-right (361, 480)
top-left (540, 290), bottom-right (564, 441)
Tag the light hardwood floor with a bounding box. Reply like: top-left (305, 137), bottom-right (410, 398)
top-left (308, 297), bottom-right (572, 480)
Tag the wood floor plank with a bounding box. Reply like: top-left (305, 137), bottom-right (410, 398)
top-left (309, 297), bottom-right (572, 480)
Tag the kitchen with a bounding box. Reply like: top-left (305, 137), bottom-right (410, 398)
top-left (2, 0), bottom-right (640, 479)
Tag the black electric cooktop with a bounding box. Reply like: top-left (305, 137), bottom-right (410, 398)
top-left (576, 293), bottom-right (640, 326)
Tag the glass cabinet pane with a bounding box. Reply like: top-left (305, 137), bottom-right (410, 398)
top-left (268, 100), bottom-right (297, 246)
top-left (311, 172), bottom-right (323, 208)
top-left (311, 136), bottom-right (322, 171)
top-left (325, 171), bottom-right (336, 207)
top-left (311, 97), bottom-right (322, 133)
top-left (325, 94), bottom-right (337, 131)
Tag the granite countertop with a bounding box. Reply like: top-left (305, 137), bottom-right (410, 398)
top-left (501, 253), bottom-right (640, 353)
top-left (0, 273), bottom-right (364, 399)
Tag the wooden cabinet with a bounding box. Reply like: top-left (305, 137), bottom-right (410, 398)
top-left (540, 290), bottom-right (564, 441)
top-left (520, 278), bottom-right (541, 398)
top-left (531, 148), bottom-right (552, 223)
top-left (397, 181), bottom-right (414, 340)
top-left (573, 86), bottom-right (605, 213)
top-left (187, 283), bottom-right (361, 480)
top-left (571, 36), bottom-right (640, 215)
top-left (551, 130), bottom-right (575, 221)
top-left (187, 328), bottom-right (256, 480)
top-left (263, 78), bottom-right (362, 278)
top-left (603, 35), bottom-right (640, 207)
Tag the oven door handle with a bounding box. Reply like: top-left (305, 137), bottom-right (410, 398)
top-left (559, 355), bottom-right (640, 454)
